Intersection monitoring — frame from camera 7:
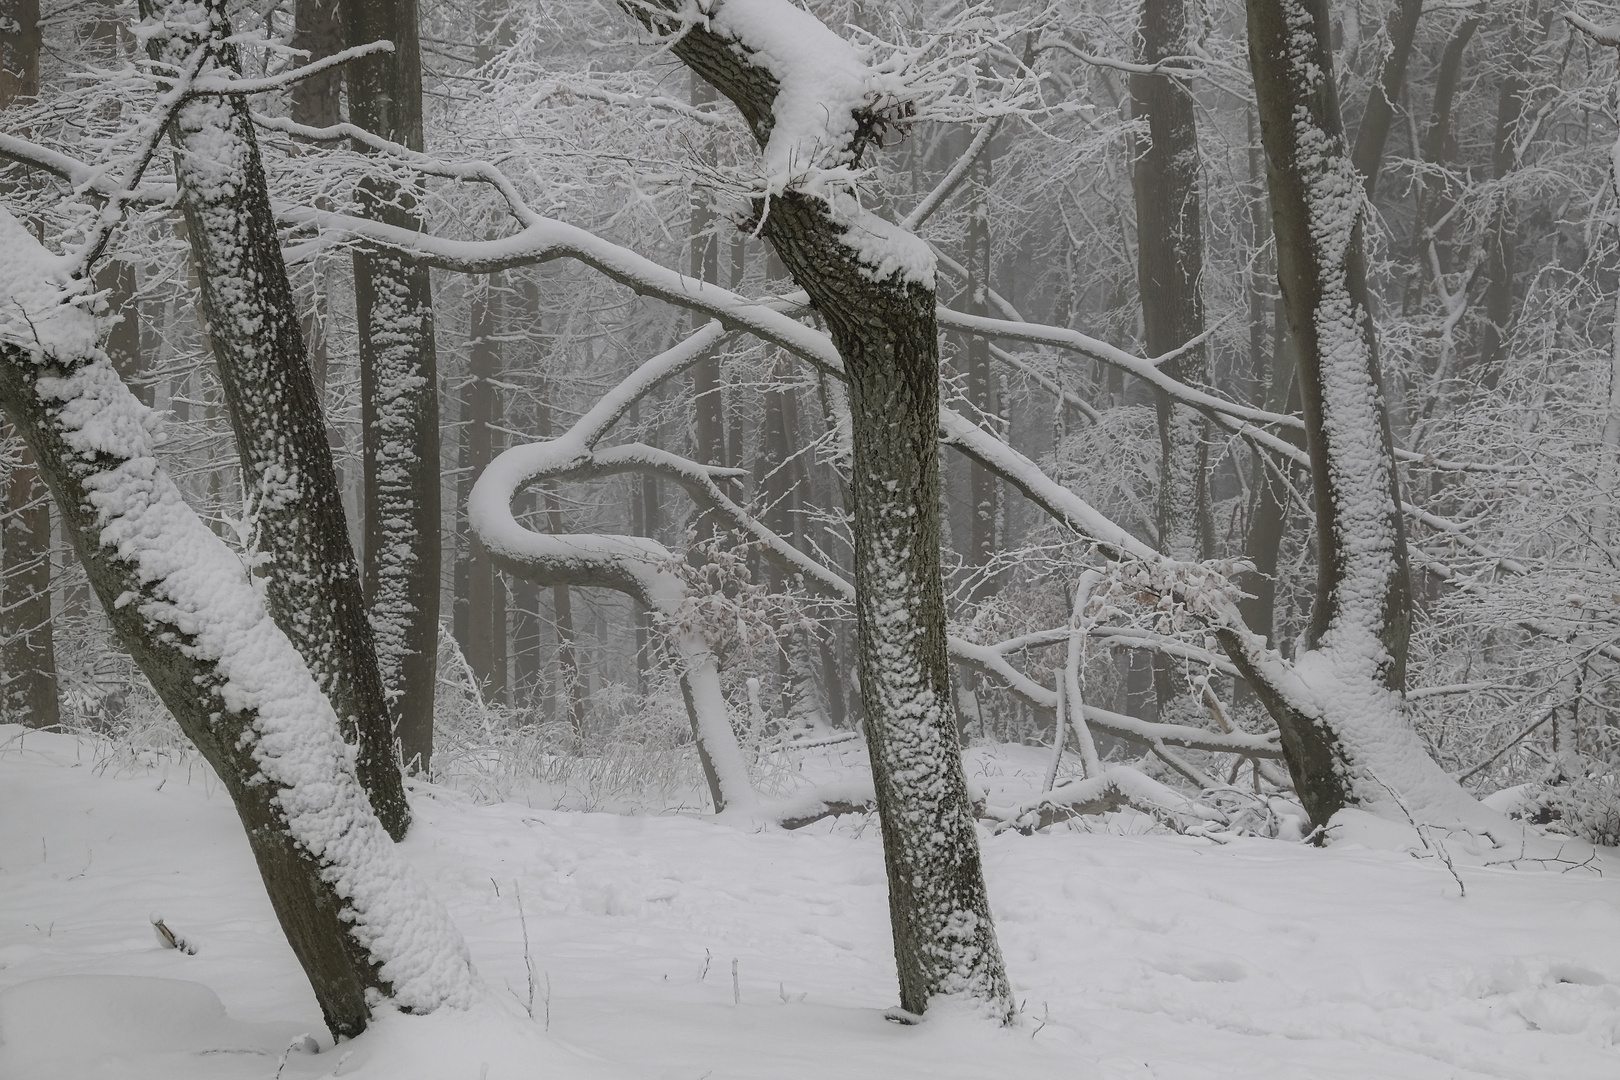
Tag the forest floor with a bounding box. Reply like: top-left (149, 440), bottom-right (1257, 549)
top-left (2, 724), bottom-right (1618, 1079)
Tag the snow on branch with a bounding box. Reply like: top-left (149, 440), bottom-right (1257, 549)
top-left (0, 207), bottom-right (473, 1012)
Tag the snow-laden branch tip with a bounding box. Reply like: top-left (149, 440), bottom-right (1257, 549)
top-left (190, 40), bottom-right (394, 95)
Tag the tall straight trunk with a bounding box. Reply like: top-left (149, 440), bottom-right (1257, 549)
top-left (289, 0), bottom-right (343, 400)
top-left (535, 397), bottom-right (585, 737)
top-left (690, 73), bottom-right (728, 542)
top-left (458, 276), bottom-right (506, 702)
top-left (0, 432), bottom-right (55, 729)
top-left (965, 131), bottom-right (999, 597)
top-left (633, 0), bottom-right (1013, 1020)
top-left (1132, 0), bottom-right (1213, 563)
top-left (1479, 9), bottom-right (1539, 388)
top-left (0, 210), bottom-right (473, 1043)
top-left (1247, 0), bottom-right (1452, 824)
top-left (0, 0), bottom-right (56, 729)
top-left (1132, 0), bottom-right (1212, 717)
top-left (1350, 0), bottom-right (1424, 198)
top-left (345, 0), bottom-right (440, 771)
top-left (1239, 111), bottom-right (1295, 653)
top-left (146, 0), bottom-right (410, 836)
top-left (1405, 12), bottom-right (1481, 315)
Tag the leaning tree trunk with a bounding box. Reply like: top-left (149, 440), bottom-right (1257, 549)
top-left (0, 209), bottom-right (472, 1040)
top-left (964, 127), bottom-right (1000, 598)
top-left (345, 0), bottom-right (441, 772)
top-left (1246, 0), bottom-right (1477, 825)
top-left (626, 0), bottom-right (1014, 1021)
top-left (149, 0), bottom-right (410, 836)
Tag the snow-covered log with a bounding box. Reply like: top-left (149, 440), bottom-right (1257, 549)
top-left (0, 208), bottom-right (473, 1039)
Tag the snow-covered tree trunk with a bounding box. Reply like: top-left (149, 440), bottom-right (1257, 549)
top-left (344, 0), bottom-right (441, 771)
top-left (628, 0), bottom-right (1013, 1021)
top-left (151, 0), bottom-right (410, 836)
top-left (1246, 0), bottom-right (1468, 825)
top-left (0, 208), bottom-right (473, 1039)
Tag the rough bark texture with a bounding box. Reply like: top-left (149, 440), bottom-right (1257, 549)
top-left (153, 0), bottom-right (410, 837)
top-left (630, 0), bottom-right (1013, 1020)
top-left (0, 0), bottom-right (56, 730)
top-left (0, 311), bottom-right (389, 1044)
top-left (1247, 0), bottom-right (1416, 823)
top-left (964, 131), bottom-right (1000, 596)
top-left (0, 430), bottom-right (56, 729)
top-left (345, 0), bottom-right (441, 771)
top-left (1132, 0), bottom-right (1213, 568)
top-left (456, 276), bottom-right (506, 701)
top-left (1349, 0), bottom-right (1423, 198)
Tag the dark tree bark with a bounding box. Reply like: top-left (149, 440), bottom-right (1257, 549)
top-left (1479, 6), bottom-right (1541, 388)
top-left (1350, 0), bottom-right (1424, 198)
top-left (1409, 12), bottom-right (1482, 291)
top-left (345, 0), bottom-right (441, 771)
top-left (144, 0), bottom-right (410, 836)
top-left (1132, 0), bottom-right (1213, 564)
top-left (456, 276), bottom-right (507, 702)
top-left (0, 0), bottom-right (57, 730)
top-left (0, 212), bottom-right (472, 1042)
top-left (534, 395), bottom-right (586, 738)
top-left (623, 0), bottom-right (1013, 1020)
top-left (1132, 0), bottom-right (1213, 718)
top-left (964, 130), bottom-right (1000, 598)
top-left (0, 432), bottom-right (56, 729)
top-left (1246, 0), bottom-right (1419, 823)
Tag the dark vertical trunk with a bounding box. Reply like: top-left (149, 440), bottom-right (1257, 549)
top-left (965, 133), bottom-right (999, 598)
top-left (0, 433), bottom-right (56, 729)
top-left (1350, 0), bottom-right (1424, 198)
top-left (345, 0), bottom-right (440, 771)
top-left (1410, 13), bottom-right (1481, 292)
top-left (1132, 0), bottom-right (1212, 717)
top-left (690, 73), bottom-right (728, 543)
top-left (460, 277), bottom-right (506, 702)
top-left (1479, 13), bottom-right (1538, 389)
top-left (534, 398), bottom-right (586, 737)
top-left (0, 0), bottom-right (56, 730)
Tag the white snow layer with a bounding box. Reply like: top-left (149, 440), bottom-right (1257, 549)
top-left (706, 0), bottom-right (935, 285)
top-left (3, 729), bottom-right (1618, 1079)
top-left (0, 208), bottom-right (474, 1012)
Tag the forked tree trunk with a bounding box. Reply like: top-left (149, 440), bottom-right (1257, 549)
top-left (148, 0), bottom-right (410, 836)
top-left (345, 0), bottom-right (441, 772)
top-left (1245, 0), bottom-right (1479, 825)
top-left (0, 209), bottom-right (473, 1040)
top-left (628, 0), bottom-right (1013, 1021)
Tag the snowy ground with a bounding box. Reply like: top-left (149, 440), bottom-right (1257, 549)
top-left (2, 725), bottom-right (1618, 1079)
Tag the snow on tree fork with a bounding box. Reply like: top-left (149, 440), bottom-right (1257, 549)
top-left (0, 209), bottom-right (473, 1040)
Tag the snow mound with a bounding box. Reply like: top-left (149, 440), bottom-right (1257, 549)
top-left (0, 975), bottom-right (317, 1078)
